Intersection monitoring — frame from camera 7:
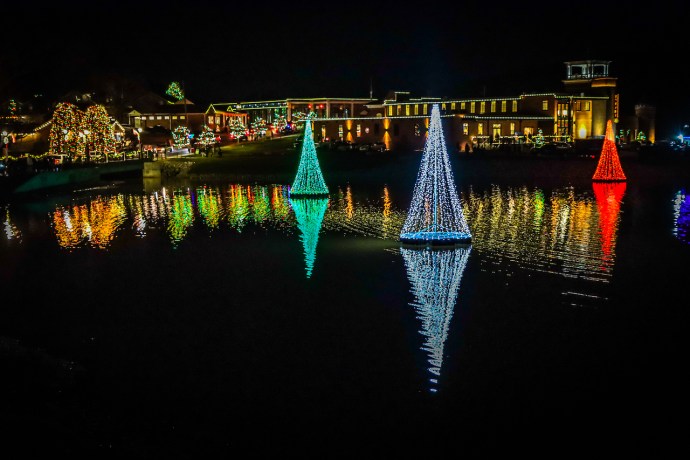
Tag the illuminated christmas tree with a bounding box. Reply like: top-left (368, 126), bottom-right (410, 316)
top-left (290, 117), bottom-right (329, 196)
top-left (251, 117), bottom-right (268, 137)
top-left (228, 118), bottom-right (246, 141)
top-left (402, 245), bottom-right (471, 392)
top-left (593, 182), bottom-right (626, 268)
top-left (84, 105), bottom-right (115, 155)
top-left (290, 197), bottom-right (329, 278)
top-left (49, 102), bottom-right (86, 159)
top-left (400, 104), bottom-right (471, 244)
top-left (172, 126), bottom-right (190, 149)
top-left (593, 120), bottom-right (626, 181)
top-left (197, 124), bottom-right (216, 147)
top-left (166, 81), bottom-right (184, 101)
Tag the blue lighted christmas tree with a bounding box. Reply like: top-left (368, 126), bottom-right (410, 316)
top-left (290, 116), bottom-right (329, 196)
top-left (400, 104), bottom-right (471, 244)
top-left (290, 197), bottom-right (329, 278)
top-left (402, 245), bottom-right (471, 392)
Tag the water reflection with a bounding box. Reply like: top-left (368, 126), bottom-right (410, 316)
top-left (592, 182), bottom-right (626, 268)
top-left (289, 197), bottom-right (329, 278)
top-left (401, 245), bottom-right (471, 392)
top-left (463, 185), bottom-right (623, 283)
top-left (673, 189), bottom-right (690, 244)
top-left (52, 195), bottom-right (127, 249)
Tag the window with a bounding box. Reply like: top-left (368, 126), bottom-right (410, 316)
top-left (470, 102), bottom-right (476, 113)
top-left (423, 104), bottom-right (428, 114)
top-left (388, 106), bottom-right (393, 116)
top-left (148, 116), bottom-right (155, 120)
top-left (414, 104), bottom-right (419, 115)
top-left (524, 127), bottom-right (534, 136)
top-left (512, 100), bottom-right (517, 112)
top-left (501, 100), bottom-right (507, 113)
top-left (480, 102), bottom-right (486, 114)
top-left (338, 124), bottom-right (343, 139)
top-left (462, 123), bottom-right (469, 135)
top-left (164, 116), bottom-right (170, 120)
top-left (492, 123), bottom-right (501, 140)
top-left (490, 101), bottom-right (496, 112)
top-left (584, 101), bottom-right (591, 111)
top-left (575, 101), bottom-right (581, 111)
top-left (208, 116), bottom-right (214, 124)
top-left (180, 116), bottom-right (185, 120)
top-left (156, 116), bottom-right (162, 120)
top-left (451, 102), bottom-right (456, 110)
top-left (542, 100), bottom-right (549, 111)
top-left (172, 116), bottom-right (178, 120)
top-left (405, 105), bottom-right (410, 116)
top-left (442, 103), bottom-right (447, 110)
top-left (478, 123), bottom-right (484, 135)
top-left (461, 102), bottom-right (466, 110)
top-left (510, 122), bottom-right (515, 134)
top-left (396, 105), bottom-right (401, 116)
top-left (356, 124), bottom-right (361, 137)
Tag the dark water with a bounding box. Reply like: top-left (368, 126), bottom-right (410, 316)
top-left (1, 155), bottom-right (689, 456)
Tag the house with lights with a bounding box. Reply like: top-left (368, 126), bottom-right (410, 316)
top-left (236, 98), bottom-right (376, 126)
top-left (313, 60), bottom-right (654, 151)
top-left (204, 103), bottom-right (248, 132)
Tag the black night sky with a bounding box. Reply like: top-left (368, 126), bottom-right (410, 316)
top-left (1, 0), bottom-right (688, 137)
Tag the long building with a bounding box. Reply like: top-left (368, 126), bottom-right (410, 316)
top-left (313, 60), bottom-right (653, 151)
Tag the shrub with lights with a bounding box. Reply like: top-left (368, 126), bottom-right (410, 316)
top-left (173, 126), bottom-right (190, 149)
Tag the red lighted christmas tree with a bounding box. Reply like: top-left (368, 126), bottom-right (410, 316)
top-left (592, 120), bottom-right (626, 181)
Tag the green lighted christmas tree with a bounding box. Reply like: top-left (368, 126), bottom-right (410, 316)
top-left (290, 116), bottom-right (328, 196)
top-left (166, 81), bottom-right (184, 101)
top-left (290, 197), bottom-right (329, 278)
top-left (84, 105), bottom-right (115, 155)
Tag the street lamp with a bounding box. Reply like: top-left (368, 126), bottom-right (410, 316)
top-left (137, 128), bottom-right (143, 160)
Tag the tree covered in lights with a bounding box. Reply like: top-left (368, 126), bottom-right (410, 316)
top-left (251, 117), bottom-right (267, 137)
top-left (84, 105), bottom-right (115, 155)
top-left (533, 128), bottom-right (544, 148)
top-left (172, 125), bottom-right (190, 149)
top-left (592, 120), bottom-right (626, 182)
top-left (49, 102), bottom-right (86, 159)
top-left (292, 111), bottom-right (314, 131)
top-left (228, 118), bottom-right (246, 141)
top-left (290, 197), bottom-right (329, 278)
top-left (290, 117), bottom-right (329, 196)
top-left (273, 114), bottom-right (287, 132)
top-left (166, 81), bottom-right (184, 101)
top-left (197, 124), bottom-right (216, 147)
top-left (402, 245), bottom-right (471, 392)
top-left (400, 104), bottom-right (471, 244)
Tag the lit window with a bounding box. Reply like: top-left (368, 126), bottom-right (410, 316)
top-left (356, 124), bottom-right (361, 137)
top-left (480, 102), bottom-right (486, 114)
top-left (478, 123), bottom-right (484, 135)
top-left (542, 100), bottom-right (549, 110)
top-left (156, 116), bottom-right (162, 120)
top-left (510, 122), bottom-right (515, 134)
top-left (414, 105), bottom-right (419, 115)
top-left (461, 102), bottom-right (466, 110)
top-left (164, 116), bottom-right (170, 120)
top-left (148, 116), bottom-right (155, 120)
top-left (524, 127), bottom-right (534, 136)
top-left (512, 100), bottom-right (517, 112)
top-left (585, 101), bottom-right (591, 111)
top-left (423, 104), bottom-right (428, 114)
top-left (462, 123), bottom-right (469, 135)
top-left (490, 101), bottom-right (496, 112)
top-left (172, 116), bottom-right (178, 120)
top-left (405, 105), bottom-right (410, 116)
top-left (442, 103), bottom-right (447, 110)
top-left (208, 116), bottom-right (214, 124)
top-left (451, 102), bottom-right (456, 110)
top-left (338, 124), bottom-right (343, 138)
top-left (388, 106), bottom-right (393, 116)
top-left (180, 116), bottom-right (185, 120)
top-left (501, 101), bottom-right (507, 112)
top-left (396, 105), bottom-right (401, 116)
top-left (470, 102), bottom-right (475, 113)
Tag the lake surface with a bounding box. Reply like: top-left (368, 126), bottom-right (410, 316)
top-left (1, 154), bottom-right (689, 456)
